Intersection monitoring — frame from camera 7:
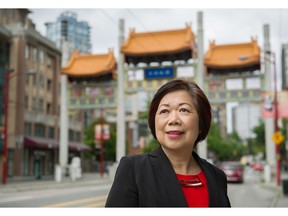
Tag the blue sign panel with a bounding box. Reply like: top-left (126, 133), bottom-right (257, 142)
top-left (144, 67), bottom-right (174, 79)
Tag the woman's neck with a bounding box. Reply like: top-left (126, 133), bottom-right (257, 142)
top-left (162, 147), bottom-right (201, 175)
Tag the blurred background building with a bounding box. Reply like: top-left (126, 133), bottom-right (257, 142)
top-left (0, 9), bottom-right (91, 182)
top-left (45, 11), bottom-right (91, 57)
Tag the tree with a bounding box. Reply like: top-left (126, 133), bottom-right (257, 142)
top-left (84, 118), bottom-right (116, 162)
top-left (207, 122), bottom-right (246, 161)
top-left (248, 119), bottom-right (266, 158)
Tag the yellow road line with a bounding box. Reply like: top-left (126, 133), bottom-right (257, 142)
top-left (42, 195), bottom-right (107, 207)
top-left (82, 201), bottom-right (106, 207)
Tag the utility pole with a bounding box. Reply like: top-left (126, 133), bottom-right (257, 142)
top-left (196, 11), bottom-right (207, 159)
top-left (57, 38), bottom-right (69, 182)
top-left (270, 52), bottom-right (281, 186)
top-left (263, 24), bottom-right (276, 181)
top-left (116, 19), bottom-right (125, 162)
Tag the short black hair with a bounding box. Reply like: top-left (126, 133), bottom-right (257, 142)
top-left (148, 78), bottom-right (212, 147)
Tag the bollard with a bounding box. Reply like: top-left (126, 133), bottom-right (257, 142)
top-left (55, 164), bottom-right (62, 182)
top-left (264, 164), bottom-right (271, 183)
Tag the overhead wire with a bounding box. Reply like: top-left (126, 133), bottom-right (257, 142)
top-left (126, 9), bottom-right (168, 51)
top-left (97, 9), bottom-right (149, 53)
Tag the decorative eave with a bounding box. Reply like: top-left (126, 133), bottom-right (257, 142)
top-left (61, 49), bottom-right (117, 78)
top-left (204, 37), bottom-right (261, 72)
top-left (121, 24), bottom-right (195, 64)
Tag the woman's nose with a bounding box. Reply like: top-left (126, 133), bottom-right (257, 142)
top-left (168, 111), bottom-right (181, 125)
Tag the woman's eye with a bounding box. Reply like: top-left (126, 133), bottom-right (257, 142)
top-left (180, 108), bottom-right (189, 112)
top-left (159, 109), bottom-right (168, 114)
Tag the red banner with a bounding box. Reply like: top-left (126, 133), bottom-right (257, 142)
top-left (261, 91), bottom-right (288, 119)
top-left (94, 124), bottom-right (110, 140)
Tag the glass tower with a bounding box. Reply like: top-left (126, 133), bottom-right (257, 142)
top-left (45, 11), bottom-right (91, 57)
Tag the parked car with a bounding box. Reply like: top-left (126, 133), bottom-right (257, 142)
top-left (253, 162), bottom-right (264, 171)
top-left (219, 161), bottom-right (244, 183)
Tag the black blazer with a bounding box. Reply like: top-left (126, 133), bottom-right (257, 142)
top-left (105, 147), bottom-right (231, 207)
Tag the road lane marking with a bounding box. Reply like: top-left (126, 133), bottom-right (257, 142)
top-left (82, 201), bottom-right (106, 207)
top-left (42, 195), bottom-right (107, 207)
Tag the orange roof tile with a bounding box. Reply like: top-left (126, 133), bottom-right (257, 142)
top-left (61, 50), bottom-right (116, 77)
top-left (204, 38), bottom-right (261, 69)
top-left (121, 24), bottom-right (195, 55)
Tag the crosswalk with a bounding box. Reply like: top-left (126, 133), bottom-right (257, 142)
top-left (42, 195), bottom-right (108, 208)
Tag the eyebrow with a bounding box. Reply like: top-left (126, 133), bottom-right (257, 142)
top-left (159, 102), bottom-right (193, 108)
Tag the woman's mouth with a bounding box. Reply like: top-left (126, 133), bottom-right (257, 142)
top-left (166, 130), bottom-right (184, 138)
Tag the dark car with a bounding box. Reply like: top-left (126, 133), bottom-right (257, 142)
top-left (219, 161), bottom-right (244, 183)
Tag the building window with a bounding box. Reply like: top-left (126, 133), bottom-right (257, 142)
top-left (47, 56), bottom-right (51, 68)
top-left (33, 47), bottom-right (37, 62)
top-left (35, 123), bottom-right (45, 138)
top-left (25, 45), bottom-right (30, 59)
top-left (39, 99), bottom-right (44, 113)
top-left (32, 97), bottom-right (37, 111)
top-left (48, 127), bottom-right (54, 139)
top-left (47, 79), bottom-right (52, 92)
top-left (47, 103), bottom-right (52, 114)
top-left (39, 49), bottom-right (44, 64)
top-left (75, 131), bottom-right (81, 142)
top-left (24, 123), bottom-right (32, 136)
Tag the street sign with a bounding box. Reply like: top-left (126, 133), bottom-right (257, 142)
top-left (272, 131), bottom-right (285, 145)
top-left (144, 67), bottom-right (174, 79)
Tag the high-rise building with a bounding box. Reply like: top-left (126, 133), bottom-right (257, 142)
top-left (232, 103), bottom-right (262, 141)
top-left (45, 11), bottom-right (91, 58)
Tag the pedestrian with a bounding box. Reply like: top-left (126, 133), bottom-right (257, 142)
top-left (105, 78), bottom-right (231, 207)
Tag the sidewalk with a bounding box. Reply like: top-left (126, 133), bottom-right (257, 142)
top-left (0, 172), bottom-right (112, 193)
top-left (261, 171), bottom-right (288, 207)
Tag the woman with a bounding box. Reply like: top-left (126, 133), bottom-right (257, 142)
top-left (105, 79), bottom-right (231, 207)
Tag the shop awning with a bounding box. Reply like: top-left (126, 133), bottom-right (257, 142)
top-left (24, 136), bottom-right (92, 152)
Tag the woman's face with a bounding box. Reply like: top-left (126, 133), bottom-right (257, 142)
top-left (155, 90), bottom-right (199, 152)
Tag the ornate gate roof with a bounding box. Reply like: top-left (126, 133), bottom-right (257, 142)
top-left (61, 49), bottom-right (116, 79)
top-left (121, 24), bottom-right (195, 64)
top-left (204, 38), bottom-right (261, 73)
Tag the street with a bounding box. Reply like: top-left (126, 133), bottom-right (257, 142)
top-left (0, 182), bottom-right (111, 207)
top-left (0, 167), bottom-right (279, 207)
top-left (228, 166), bottom-right (277, 207)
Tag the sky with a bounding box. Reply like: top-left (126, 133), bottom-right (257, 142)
top-left (26, 6), bottom-right (288, 88)
top-left (28, 8), bottom-right (288, 59)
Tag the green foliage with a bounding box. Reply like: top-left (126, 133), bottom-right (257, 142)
top-left (84, 118), bottom-right (116, 162)
top-left (142, 139), bottom-right (159, 153)
top-left (247, 119), bottom-right (266, 157)
top-left (207, 122), bottom-right (247, 161)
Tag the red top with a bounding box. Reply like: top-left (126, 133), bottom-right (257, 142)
top-left (176, 171), bottom-right (209, 207)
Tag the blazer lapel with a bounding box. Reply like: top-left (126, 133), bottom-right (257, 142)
top-left (149, 147), bottom-right (187, 207)
top-left (193, 151), bottom-right (222, 206)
